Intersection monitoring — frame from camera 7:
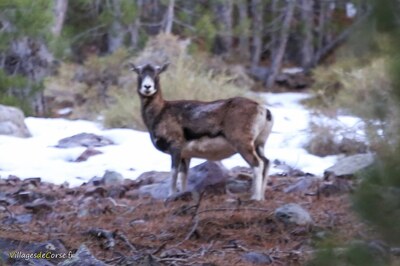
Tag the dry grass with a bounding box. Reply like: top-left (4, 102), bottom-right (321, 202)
top-left (45, 34), bottom-right (249, 130)
top-left (104, 35), bottom-right (247, 131)
top-left (306, 57), bottom-right (400, 154)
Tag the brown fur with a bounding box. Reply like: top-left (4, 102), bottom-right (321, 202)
top-left (130, 63), bottom-right (273, 200)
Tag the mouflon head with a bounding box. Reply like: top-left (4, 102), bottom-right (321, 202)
top-left (129, 62), bottom-right (169, 97)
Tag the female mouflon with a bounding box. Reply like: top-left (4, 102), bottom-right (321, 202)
top-left (130, 62), bottom-right (273, 201)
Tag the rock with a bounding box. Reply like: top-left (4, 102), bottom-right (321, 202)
top-left (14, 190), bottom-right (42, 204)
top-left (324, 153), bottom-right (374, 179)
top-left (58, 244), bottom-right (106, 266)
top-left (87, 176), bottom-right (104, 186)
top-left (226, 179), bottom-right (251, 194)
top-left (75, 148), bottom-right (103, 162)
top-left (187, 161), bottom-right (231, 193)
top-left (2, 213), bottom-right (33, 225)
top-left (22, 177), bottom-right (42, 187)
top-left (274, 203), bottom-right (313, 226)
top-left (136, 171), bottom-right (170, 185)
top-left (391, 247), bottom-right (400, 256)
top-left (138, 161), bottom-right (232, 199)
top-left (84, 186), bottom-right (107, 197)
top-left (283, 177), bottom-right (315, 193)
top-left (242, 252), bottom-right (272, 265)
top-left (56, 133), bottom-right (113, 148)
top-left (102, 170), bottom-right (124, 186)
top-left (318, 178), bottom-right (353, 196)
top-left (24, 199), bottom-right (53, 214)
top-left (139, 183), bottom-right (170, 200)
top-left (0, 105), bottom-right (31, 138)
top-left (106, 186), bottom-right (126, 198)
top-left (274, 160), bottom-right (308, 177)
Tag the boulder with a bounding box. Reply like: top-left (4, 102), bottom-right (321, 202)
top-left (187, 161), bottom-right (231, 192)
top-left (55, 133), bottom-right (113, 148)
top-left (324, 153), bottom-right (375, 179)
top-left (274, 203), bottom-right (313, 226)
top-left (0, 104), bottom-right (31, 138)
top-left (242, 251), bottom-right (272, 265)
top-left (102, 170), bottom-right (124, 186)
top-left (138, 161), bottom-right (232, 199)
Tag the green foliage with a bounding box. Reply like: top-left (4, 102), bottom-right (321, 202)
top-left (0, 0), bottom-right (54, 113)
top-left (308, 242), bottom-right (387, 266)
top-left (353, 158), bottom-right (400, 245)
top-left (194, 13), bottom-right (217, 51)
top-left (0, 70), bottom-right (36, 114)
top-left (309, 1), bottom-right (400, 265)
top-left (0, 0), bottom-right (53, 44)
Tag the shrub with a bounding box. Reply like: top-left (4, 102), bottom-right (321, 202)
top-left (307, 57), bottom-right (399, 153)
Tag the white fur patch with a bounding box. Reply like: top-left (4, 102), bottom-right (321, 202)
top-left (140, 76), bottom-right (156, 96)
top-left (251, 165), bottom-right (264, 201)
top-left (182, 136), bottom-right (236, 160)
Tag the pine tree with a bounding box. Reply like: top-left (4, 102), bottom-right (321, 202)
top-left (0, 0), bottom-right (54, 114)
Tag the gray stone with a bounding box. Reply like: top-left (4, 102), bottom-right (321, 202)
top-left (58, 244), bottom-right (106, 266)
top-left (55, 133), bottom-right (113, 148)
top-left (324, 153), bottom-right (374, 178)
top-left (102, 170), bottom-right (124, 186)
top-left (24, 199), bottom-right (53, 214)
top-left (138, 161), bottom-right (232, 199)
top-left (187, 161), bottom-right (231, 192)
top-left (75, 148), bottom-right (103, 162)
top-left (139, 182), bottom-right (170, 199)
top-left (0, 104), bottom-right (31, 138)
top-left (242, 252), bottom-right (272, 265)
top-left (2, 213), bottom-right (33, 225)
top-left (226, 179), bottom-right (251, 194)
top-left (274, 203), bottom-right (313, 226)
top-left (136, 171), bottom-right (170, 184)
top-left (391, 247), bottom-right (400, 256)
top-left (283, 177), bottom-right (315, 193)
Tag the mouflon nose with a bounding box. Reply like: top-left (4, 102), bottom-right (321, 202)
top-left (144, 85), bottom-right (151, 89)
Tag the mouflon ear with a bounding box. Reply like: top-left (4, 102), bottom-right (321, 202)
top-left (128, 63), bottom-right (141, 74)
top-left (156, 62), bottom-right (169, 74)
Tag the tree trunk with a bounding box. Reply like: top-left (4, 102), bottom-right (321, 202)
top-left (164, 0), bottom-right (175, 34)
top-left (301, 0), bottom-right (314, 68)
top-left (251, 0), bottom-right (263, 67)
top-left (269, 0), bottom-right (279, 58)
top-left (52, 0), bottom-right (68, 37)
top-left (213, 0), bottom-right (233, 55)
top-left (107, 0), bottom-right (124, 54)
top-left (129, 0), bottom-right (143, 49)
top-left (237, 0), bottom-right (249, 60)
top-left (316, 1), bottom-right (328, 58)
top-left (266, 0), bottom-right (296, 89)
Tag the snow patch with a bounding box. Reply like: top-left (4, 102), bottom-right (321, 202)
top-left (0, 93), bottom-right (365, 186)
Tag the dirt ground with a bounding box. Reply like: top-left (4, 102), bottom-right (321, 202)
top-left (0, 175), bottom-right (367, 265)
